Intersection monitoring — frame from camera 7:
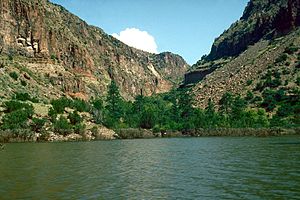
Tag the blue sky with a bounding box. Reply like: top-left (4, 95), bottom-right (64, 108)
top-left (50, 0), bottom-right (249, 65)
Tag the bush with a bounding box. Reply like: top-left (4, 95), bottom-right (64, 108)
top-left (48, 107), bottom-right (57, 122)
top-left (284, 45), bottom-right (298, 55)
top-left (21, 80), bottom-right (27, 87)
top-left (53, 116), bottom-right (72, 136)
top-left (9, 71), bottom-right (18, 80)
top-left (51, 97), bottom-right (72, 114)
top-left (14, 92), bottom-right (31, 101)
top-left (51, 54), bottom-right (57, 60)
top-left (296, 77), bottom-right (300, 86)
top-left (8, 54), bottom-right (13, 61)
top-left (255, 81), bottom-right (264, 91)
top-left (0, 62), bottom-right (5, 68)
top-left (3, 100), bottom-right (34, 114)
top-left (245, 91), bottom-right (254, 101)
top-left (275, 54), bottom-right (288, 63)
top-left (1, 109), bottom-right (33, 130)
top-left (152, 125), bottom-right (161, 133)
top-left (31, 118), bottom-right (46, 132)
top-left (73, 123), bottom-right (86, 135)
top-left (72, 99), bottom-right (90, 112)
top-left (68, 111), bottom-right (82, 125)
top-left (253, 96), bottom-right (263, 102)
top-left (246, 80), bottom-right (253, 86)
top-left (264, 77), bottom-right (282, 88)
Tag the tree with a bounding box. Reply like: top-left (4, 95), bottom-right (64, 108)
top-left (51, 97), bottom-right (72, 114)
top-left (68, 111), bottom-right (82, 125)
top-left (204, 99), bottom-right (219, 128)
top-left (91, 98), bottom-right (104, 124)
top-left (105, 80), bottom-right (124, 127)
top-left (53, 116), bottom-right (72, 136)
top-left (31, 118), bottom-right (47, 132)
top-left (219, 92), bottom-right (234, 114)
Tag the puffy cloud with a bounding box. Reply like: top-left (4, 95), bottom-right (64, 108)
top-left (112, 28), bottom-right (158, 53)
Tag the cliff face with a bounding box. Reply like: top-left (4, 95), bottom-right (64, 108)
top-left (0, 0), bottom-right (188, 100)
top-left (207, 0), bottom-right (300, 61)
top-left (189, 0), bottom-right (300, 108)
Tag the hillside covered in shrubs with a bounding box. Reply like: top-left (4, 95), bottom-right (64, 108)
top-left (1, 79), bottom-right (298, 142)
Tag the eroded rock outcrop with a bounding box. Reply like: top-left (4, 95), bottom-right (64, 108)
top-left (207, 0), bottom-right (300, 60)
top-left (0, 0), bottom-right (188, 99)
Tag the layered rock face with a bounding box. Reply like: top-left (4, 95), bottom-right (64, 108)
top-left (207, 0), bottom-right (300, 61)
top-left (0, 0), bottom-right (188, 99)
top-left (188, 0), bottom-right (300, 108)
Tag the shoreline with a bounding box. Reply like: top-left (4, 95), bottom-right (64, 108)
top-left (0, 128), bottom-right (299, 143)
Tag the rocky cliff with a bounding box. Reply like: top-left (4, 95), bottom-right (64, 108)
top-left (0, 0), bottom-right (188, 100)
top-left (207, 0), bottom-right (300, 61)
top-left (189, 0), bottom-right (300, 108)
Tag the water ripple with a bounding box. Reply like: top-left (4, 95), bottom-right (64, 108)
top-left (1, 136), bottom-right (300, 199)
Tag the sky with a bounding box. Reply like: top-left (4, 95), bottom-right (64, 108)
top-left (50, 0), bottom-right (249, 65)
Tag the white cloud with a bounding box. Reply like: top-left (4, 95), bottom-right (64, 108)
top-left (112, 28), bottom-right (158, 53)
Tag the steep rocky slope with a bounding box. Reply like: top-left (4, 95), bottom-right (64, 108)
top-left (0, 0), bottom-right (188, 101)
top-left (207, 0), bottom-right (300, 61)
top-left (188, 0), bottom-right (300, 108)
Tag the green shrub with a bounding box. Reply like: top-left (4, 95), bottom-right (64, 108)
top-left (51, 97), bottom-right (72, 114)
top-left (296, 77), bottom-right (300, 86)
top-left (1, 108), bottom-right (33, 130)
top-left (255, 81), bottom-right (264, 91)
top-left (284, 80), bottom-right (289, 86)
top-left (53, 116), bottom-right (72, 136)
top-left (0, 62), bottom-right (5, 68)
top-left (72, 99), bottom-right (90, 112)
top-left (14, 92), bottom-right (31, 101)
top-left (92, 98), bottom-right (103, 110)
top-left (73, 123), bottom-right (86, 135)
top-left (245, 91), bottom-right (254, 101)
top-left (264, 77), bottom-right (282, 88)
top-left (9, 71), bottom-right (18, 80)
top-left (282, 69), bottom-right (290, 75)
top-left (3, 100), bottom-right (34, 114)
top-left (284, 45), bottom-right (298, 55)
top-left (274, 71), bottom-right (281, 79)
top-left (152, 125), bottom-right (161, 133)
top-left (8, 54), bottom-right (13, 61)
top-left (253, 96), bottom-right (263, 102)
top-left (91, 126), bottom-right (99, 136)
top-left (275, 54), bottom-right (288, 63)
top-left (13, 92), bottom-right (38, 103)
top-left (50, 54), bottom-right (57, 60)
top-left (31, 118), bottom-right (46, 132)
top-left (21, 80), bottom-right (27, 87)
top-left (68, 111), bottom-right (82, 125)
top-left (246, 79), bottom-right (253, 86)
top-left (48, 107), bottom-right (57, 122)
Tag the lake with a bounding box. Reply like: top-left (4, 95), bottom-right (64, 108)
top-left (1, 136), bottom-right (300, 199)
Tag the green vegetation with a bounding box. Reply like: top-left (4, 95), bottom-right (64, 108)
top-left (89, 82), bottom-right (299, 131)
top-left (53, 116), bottom-right (72, 136)
top-left (0, 79), bottom-right (299, 141)
top-left (284, 44), bottom-right (298, 55)
top-left (21, 80), bottom-right (27, 87)
top-left (51, 97), bottom-right (72, 114)
top-left (275, 54), bottom-right (288, 63)
top-left (14, 92), bottom-right (38, 102)
top-left (9, 71), bottom-right (18, 80)
top-left (1, 100), bottom-right (34, 130)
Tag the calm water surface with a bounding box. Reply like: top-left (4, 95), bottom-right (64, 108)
top-left (1, 136), bottom-right (300, 199)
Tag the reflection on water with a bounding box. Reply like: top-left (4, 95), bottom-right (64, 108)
top-left (1, 136), bottom-right (300, 199)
